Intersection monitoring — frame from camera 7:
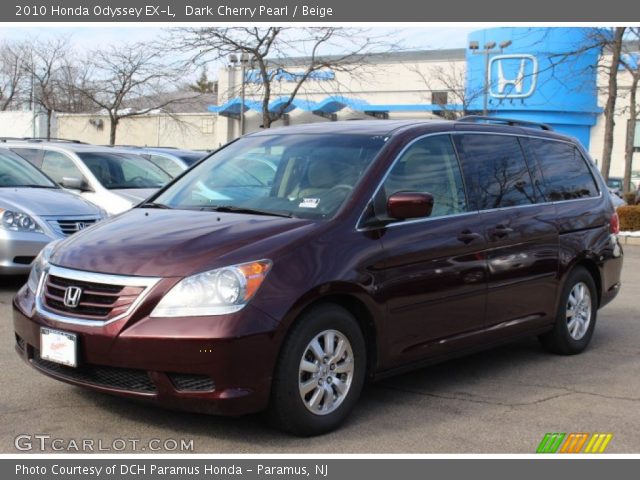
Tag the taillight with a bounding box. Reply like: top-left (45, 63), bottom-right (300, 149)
top-left (610, 212), bottom-right (620, 234)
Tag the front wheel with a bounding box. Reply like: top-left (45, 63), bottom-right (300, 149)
top-left (268, 304), bottom-right (366, 436)
top-left (539, 266), bottom-right (598, 355)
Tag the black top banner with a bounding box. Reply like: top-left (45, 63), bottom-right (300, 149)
top-left (5, 0), bottom-right (640, 22)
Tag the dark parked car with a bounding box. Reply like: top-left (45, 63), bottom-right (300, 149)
top-left (13, 117), bottom-right (623, 435)
top-left (607, 176), bottom-right (636, 198)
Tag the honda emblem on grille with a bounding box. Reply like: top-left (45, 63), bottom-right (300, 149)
top-left (76, 222), bottom-right (87, 231)
top-left (63, 286), bottom-right (83, 308)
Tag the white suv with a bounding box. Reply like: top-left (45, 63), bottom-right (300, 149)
top-left (1, 141), bottom-right (172, 215)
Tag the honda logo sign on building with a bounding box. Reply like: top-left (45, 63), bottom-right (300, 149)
top-left (489, 54), bottom-right (538, 98)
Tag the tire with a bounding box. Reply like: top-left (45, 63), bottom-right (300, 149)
top-left (539, 266), bottom-right (598, 355)
top-left (268, 303), bottom-right (366, 436)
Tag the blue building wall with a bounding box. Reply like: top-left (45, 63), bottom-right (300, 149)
top-left (467, 27), bottom-right (602, 148)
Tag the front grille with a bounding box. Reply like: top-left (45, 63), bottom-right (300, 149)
top-left (47, 218), bottom-right (98, 236)
top-left (32, 350), bottom-right (156, 393)
top-left (168, 373), bottom-right (215, 392)
top-left (42, 274), bottom-right (144, 321)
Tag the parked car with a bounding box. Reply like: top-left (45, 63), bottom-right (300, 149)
top-left (118, 147), bottom-right (207, 178)
top-left (607, 176), bottom-right (636, 198)
top-left (610, 190), bottom-right (626, 208)
top-left (0, 148), bottom-right (104, 275)
top-left (2, 141), bottom-right (172, 215)
top-left (13, 117), bottom-right (623, 435)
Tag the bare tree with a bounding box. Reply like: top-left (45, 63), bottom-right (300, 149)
top-left (22, 37), bottom-right (75, 139)
top-left (0, 41), bottom-right (27, 111)
top-left (77, 43), bottom-right (195, 145)
top-left (55, 56), bottom-right (97, 114)
top-left (599, 27), bottom-right (627, 183)
top-left (408, 62), bottom-right (483, 119)
top-left (619, 28), bottom-right (640, 195)
top-left (166, 27), bottom-right (395, 129)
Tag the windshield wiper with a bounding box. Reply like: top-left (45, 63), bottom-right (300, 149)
top-left (201, 205), bottom-right (293, 218)
top-left (138, 201), bottom-right (172, 209)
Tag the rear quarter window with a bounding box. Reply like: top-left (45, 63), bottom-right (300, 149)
top-left (10, 148), bottom-right (42, 167)
top-left (528, 139), bottom-right (599, 201)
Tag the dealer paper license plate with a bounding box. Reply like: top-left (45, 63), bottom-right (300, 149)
top-left (40, 327), bottom-right (77, 367)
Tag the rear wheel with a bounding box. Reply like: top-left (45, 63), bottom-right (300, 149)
top-left (539, 267), bottom-right (597, 355)
top-left (268, 304), bottom-right (366, 436)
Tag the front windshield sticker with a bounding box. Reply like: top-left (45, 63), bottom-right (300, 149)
top-left (299, 198), bottom-right (320, 208)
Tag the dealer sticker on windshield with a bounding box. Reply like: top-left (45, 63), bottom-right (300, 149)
top-left (299, 198), bottom-right (320, 208)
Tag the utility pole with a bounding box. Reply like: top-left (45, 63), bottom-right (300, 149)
top-left (469, 40), bottom-right (512, 116)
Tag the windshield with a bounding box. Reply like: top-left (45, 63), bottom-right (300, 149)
top-left (155, 133), bottom-right (388, 219)
top-left (77, 152), bottom-right (171, 189)
top-left (0, 150), bottom-right (57, 188)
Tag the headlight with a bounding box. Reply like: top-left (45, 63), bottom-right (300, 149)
top-left (27, 240), bottom-right (61, 294)
top-left (0, 208), bottom-right (43, 233)
top-left (151, 260), bottom-right (272, 317)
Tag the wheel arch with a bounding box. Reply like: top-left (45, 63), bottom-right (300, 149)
top-left (567, 256), bottom-right (603, 308)
top-left (276, 286), bottom-right (381, 378)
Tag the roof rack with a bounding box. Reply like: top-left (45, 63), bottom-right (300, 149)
top-left (27, 137), bottom-right (87, 144)
top-left (457, 115), bottom-right (553, 131)
top-left (0, 137), bottom-right (87, 144)
top-left (102, 144), bottom-right (142, 148)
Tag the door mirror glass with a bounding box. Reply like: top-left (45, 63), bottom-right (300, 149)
top-left (387, 192), bottom-right (434, 219)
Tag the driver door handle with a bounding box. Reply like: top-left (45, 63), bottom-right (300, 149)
top-left (489, 224), bottom-right (514, 240)
top-left (457, 230), bottom-right (483, 244)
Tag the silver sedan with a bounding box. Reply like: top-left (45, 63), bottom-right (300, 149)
top-left (0, 149), bottom-right (104, 275)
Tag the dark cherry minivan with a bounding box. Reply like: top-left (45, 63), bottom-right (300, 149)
top-left (13, 117), bottom-right (623, 435)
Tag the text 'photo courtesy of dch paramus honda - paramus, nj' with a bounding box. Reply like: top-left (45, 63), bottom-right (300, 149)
top-left (12, 117), bottom-right (623, 436)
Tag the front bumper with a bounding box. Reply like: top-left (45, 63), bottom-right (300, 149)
top-left (13, 286), bottom-right (282, 416)
top-left (0, 229), bottom-right (56, 275)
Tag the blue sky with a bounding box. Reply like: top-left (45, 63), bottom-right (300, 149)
top-left (0, 26), bottom-right (477, 83)
top-left (1, 26), bottom-right (477, 51)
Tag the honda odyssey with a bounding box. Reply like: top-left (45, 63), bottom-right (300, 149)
top-left (13, 117), bottom-right (623, 435)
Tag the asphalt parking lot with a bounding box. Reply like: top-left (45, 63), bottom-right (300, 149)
top-left (1, 247), bottom-right (639, 454)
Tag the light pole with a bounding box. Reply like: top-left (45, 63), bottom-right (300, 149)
top-left (469, 39), bottom-right (512, 116)
top-left (229, 52), bottom-right (251, 136)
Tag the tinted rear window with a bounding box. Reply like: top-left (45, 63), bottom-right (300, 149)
top-left (454, 134), bottom-right (536, 210)
top-left (528, 139), bottom-right (599, 201)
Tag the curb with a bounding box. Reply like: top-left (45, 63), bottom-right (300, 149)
top-left (618, 235), bottom-right (640, 246)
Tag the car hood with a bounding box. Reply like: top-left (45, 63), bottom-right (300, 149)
top-left (110, 188), bottom-right (159, 204)
top-left (0, 187), bottom-right (101, 216)
top-left (51, 209), bottom-right (317, 277)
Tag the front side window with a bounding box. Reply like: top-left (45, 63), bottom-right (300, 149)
top-left (155, 134), bottom-right (388, 219)
top-left (0, 150), bottom-right (57, 188)
top-left (77, 152), bottom-right (171, 189)
top-left (41, 151), bottom-right (84, 185)
top-left (454, 134), bottom-right (536, 210)
top-left (382, 135), bottom-right (467, 217)
top-left (528, 139), bottom-right (599, 201)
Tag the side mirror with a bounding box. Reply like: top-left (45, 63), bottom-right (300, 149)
top-left (61, 176), bottom-right (90, 192)
top-left (387, 192), bottom-right (434, 220)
